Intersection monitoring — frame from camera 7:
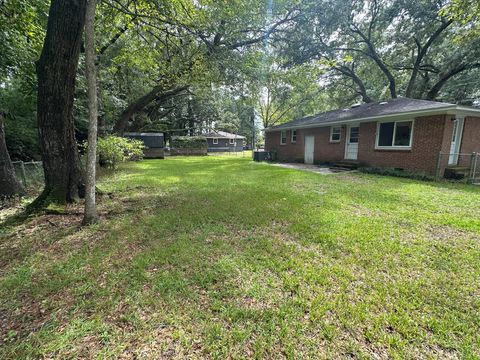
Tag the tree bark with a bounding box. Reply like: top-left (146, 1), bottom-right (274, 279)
top-left (83, 0), bottom-right (99, 225)
top-left (113, 85), bottom-right (189, 136)
top-left (35, 0), bottom-right (87, 206)
top-left (0, 112), bottom-right (26, 197)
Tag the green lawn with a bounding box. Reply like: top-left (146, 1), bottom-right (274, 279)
top-left (1, 156), bottom-right (480, 359)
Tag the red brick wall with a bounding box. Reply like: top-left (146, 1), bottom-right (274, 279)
top-left (265, 129), bottom-right (304, 162)
top-left (312, 126), bottom-right (346, 163)
top-left (265, 127), bottom-right (346, 163)
top-left (446, 116), bottom-right (480, 170)
top-left (460, 117), bottom-right (480, 154)
top-left (358, 115), bottom-right (447, 174)
top-left (417, 115), bottom-right (480, 173)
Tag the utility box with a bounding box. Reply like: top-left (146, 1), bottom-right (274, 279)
top-left (253, 151), bottom-right (272, 162)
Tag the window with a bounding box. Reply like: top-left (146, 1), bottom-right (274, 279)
top-left (280, 130), bottom-right (287, 145)
top-left (376, 120), bottom-right (413, 148)
top-left (213, 138), bottom-right (218, 144)
top-left (229, 138), bottom-right (235, 145)
top-left (291, 130), bottom-right (297, 143)
top-left (349, 126), bottom-right (359, 143)
top-left (330, 126), bottom-right (341, 142)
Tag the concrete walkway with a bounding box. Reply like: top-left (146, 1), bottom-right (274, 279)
top-left (270, 163), bottom-right (349, 174)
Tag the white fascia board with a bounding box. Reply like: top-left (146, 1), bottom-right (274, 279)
top-left (447, 106), bottom-right (480, 117)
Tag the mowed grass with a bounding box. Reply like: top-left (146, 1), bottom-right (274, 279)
top-left (1, 156), bottom-right (480, 359)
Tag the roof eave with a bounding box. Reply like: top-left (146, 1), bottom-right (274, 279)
top-left (264, 105), bottom-right (480, 132)
top-left (448, 106), bottom-right (480, 117)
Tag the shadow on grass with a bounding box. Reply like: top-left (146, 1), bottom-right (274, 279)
top-left (1, 157), bottom-right (480, 358)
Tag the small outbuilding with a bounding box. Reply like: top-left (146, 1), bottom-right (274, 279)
top-left (124, 132), bottom-right (165, 159)
top-left (204, 131), bottom-right (245, 152)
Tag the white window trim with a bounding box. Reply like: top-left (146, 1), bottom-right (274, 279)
top-left (291, 130), bottom-right (297, 143)
top-left (330, 126), bottom-right (342, 143)
top-left (213, 138), bottom-right (218, 144)
top-left (280, 130), bottom-right (287, 145)
top-left (229, 138), bottom-right (235, 145)
top-left (375, 119), bottom-right (414, 150)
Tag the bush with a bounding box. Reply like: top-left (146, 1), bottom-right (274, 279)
top-left (171, 136), bottom-right (208, 149)
top-left (95, 136), bottom-right (145, 169)
top-left (359, 167), bottom-right (435, 182)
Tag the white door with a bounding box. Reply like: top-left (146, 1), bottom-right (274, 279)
top-left (449, 117), bottom-right (464, 165)
top-left (345, 125), bottom-right (359, 160)
top-left (304, 136), bottom-right (314, 164)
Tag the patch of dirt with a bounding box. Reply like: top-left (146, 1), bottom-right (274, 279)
top-left (424, 225), bottom-right (480, 243)
top-left (345, 203), bottom-right (381, 218)
top-left (238, 295), bottom-right (275, 311)
top-left (418, 344), bottom-right (460, 360)
top-left (119, 325), bottom-right (189, 360)
top-left (66, 335), bottom-right (105, 360)
top-left (335, 172), bottom-right (373, 184)
top-left (0, 294), bottom-right (67, 346)
top-left (271, 162), bottom-right (340, 174)
top-left (0, 207), bottom-right (112, 274)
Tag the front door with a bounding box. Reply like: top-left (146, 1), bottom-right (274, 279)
top-left (345, 125), bottom-right (359, 160)
top-left (304, 135), bottom-right (314, 164)
top-left (449, 117), bottom-right (464, 165)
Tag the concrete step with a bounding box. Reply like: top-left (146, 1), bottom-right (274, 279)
top-left (444, 166), bottom-right (470, 180)
top-left (329, 167), bottom-right (353, 173)
top-left (331, 161), bottom-right (360, 170)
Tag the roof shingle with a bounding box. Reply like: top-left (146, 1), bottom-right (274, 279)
top-left (267, 98), bottom-right (455, 131)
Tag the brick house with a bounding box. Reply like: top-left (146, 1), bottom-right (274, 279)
top-left (264, 98), bottom-right (480, 176)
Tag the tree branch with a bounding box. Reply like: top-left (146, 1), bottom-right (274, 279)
top-left (426, 63), bottom-right (480, 100)
top-left (350, 21), bottom-right (397, 98)
top-left (114, 85), bottom-right (189, 135)
top-left (333, 65), bottom-right (373, 103)
top-left (405, 19), bottom-right (453, 98)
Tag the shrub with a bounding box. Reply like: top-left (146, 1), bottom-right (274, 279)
top-left (95, 136), bottom-right (145, 169)
top-left (171, 136), bottom-right (208, 149)
top-left (359, 167), bottom-right (435, 182)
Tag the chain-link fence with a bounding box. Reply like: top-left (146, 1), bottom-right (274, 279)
top-left (436, 152), bottom-right (479, 184)
top-left (11, 161), bottom-right (44, 189)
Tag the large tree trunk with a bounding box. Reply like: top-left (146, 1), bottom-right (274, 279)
top-left (83, 0), bottom-right (99, 225)
top-left (113, 85), bottom-right (189, 136)
top-left (35, 0), bottom-right (87, 206)
top-left (0, 113), bottom-right (26, 197)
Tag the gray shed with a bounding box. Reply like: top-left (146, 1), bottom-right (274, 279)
top-left (124, 132), bottom-right (165, 159)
